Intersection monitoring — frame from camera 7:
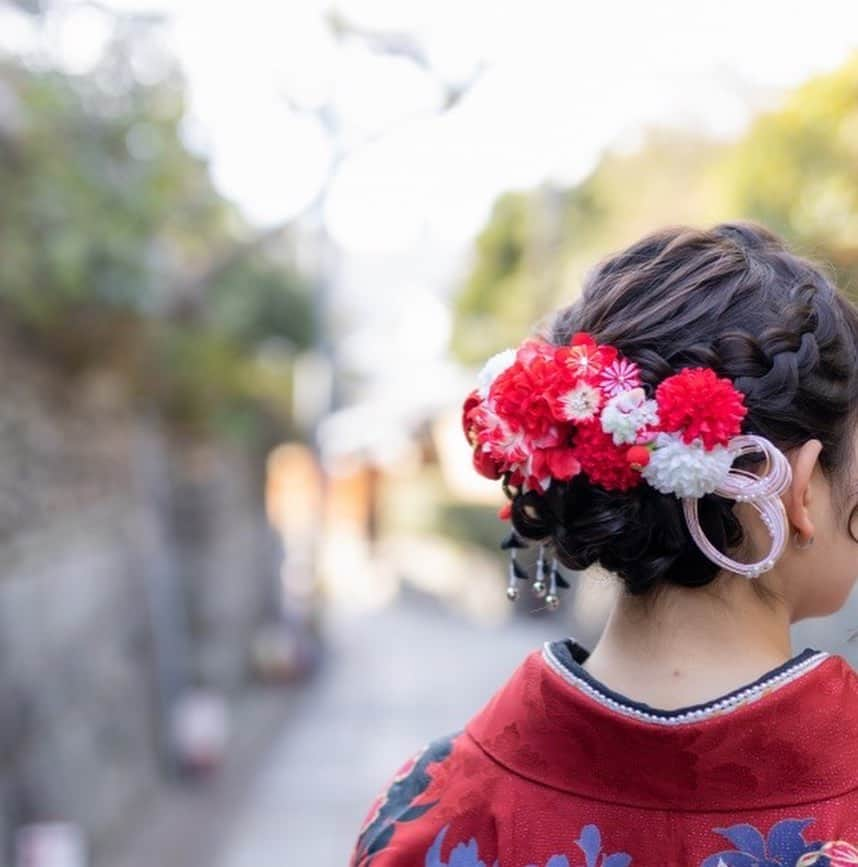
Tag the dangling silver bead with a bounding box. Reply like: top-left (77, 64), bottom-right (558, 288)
top-left (547, 555), bottom-right (559, 600)
top-left (531, 543), bottom-right (547, 596)
top-left (545, 594), bottom-right (560, 610)
top-left (506, 548), bottom-right (520, 601)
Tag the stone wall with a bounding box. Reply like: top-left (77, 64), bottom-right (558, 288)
top-left (0, 334), bottom-right (283, 862)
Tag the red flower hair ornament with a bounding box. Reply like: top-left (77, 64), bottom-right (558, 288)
top-left (462, 332), bottom-right (794, 608)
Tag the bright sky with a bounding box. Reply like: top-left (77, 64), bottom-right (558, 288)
top-left (5, 0), bottom-right (858, 253)
top-left (4, 0), bottom-right (858, 456)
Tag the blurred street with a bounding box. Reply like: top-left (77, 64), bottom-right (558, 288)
top-left (110, 579), bottom-right (569, 866)
top-left (214, 583), bottom-right (555, 866)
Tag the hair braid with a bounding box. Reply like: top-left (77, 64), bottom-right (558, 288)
top-left (509, 220), bottom-right (858, 597)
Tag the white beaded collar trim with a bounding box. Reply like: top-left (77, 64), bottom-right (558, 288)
top-left (541, 641), bottom-right (830, 726)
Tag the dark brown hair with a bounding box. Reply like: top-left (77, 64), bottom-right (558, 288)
top-left (509, 221), bottom-right (858, 598)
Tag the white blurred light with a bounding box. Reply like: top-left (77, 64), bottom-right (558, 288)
top-left (316, 402), bottom-right (413, 468)
top-left (15, 823), bottom-right (87, 867)
top-left (54, 5), bottom-right (113, 75)
top-left (324, 127), bottom-right (432, 251)
top-left (81, 0), bottom-right (858, 247)
top-left (331, 0), bottom-right (424, 31)
top-left (330, 45), bottom-right (443, 142)
top-left (209, 106), bottom-right (333, 226)
top-left (393, 288), bottom-right (451, 360)
top-left (338, 286), bottom-right (450, 376)
top-left (0, 6), bottom-right (39, 55)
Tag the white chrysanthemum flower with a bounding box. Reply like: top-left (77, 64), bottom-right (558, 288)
top-left (477, 348), bottom-right (517, 398)
top-left (641, 431), bottom-right (736, 498)
top-left (556, 382), bottom-right (602, 422)
top-left (599, 387), bottom-right (660, 445)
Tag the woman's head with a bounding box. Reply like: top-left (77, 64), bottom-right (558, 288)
top-left (511, 220), bottom-right (858, 620)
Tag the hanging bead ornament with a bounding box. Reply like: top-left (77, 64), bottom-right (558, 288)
top-left (501, 530), bottom-right (529, 600)
top-left (545, 557), bottom-right (561, 610)
top-left (531, 543), bottom-right (547, 597)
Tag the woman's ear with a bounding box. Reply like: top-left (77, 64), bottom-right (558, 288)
top-left (784, 438), bottom-right (823, 540)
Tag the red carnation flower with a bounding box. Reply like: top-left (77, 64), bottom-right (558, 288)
top-left (655, 367), bottom-right (747, 450)
top-left (473, 444), bottom-right (503, 480)
top-left (543, 445), bottom-right (581, 480)
top-left (473, 402), bottom-right (532, 469)
top-left (572, 420), bottom-right (643, 491)
top-left (462, 388), bottom-right (482, 444)
top-left (489, 350), bottom-right (575, 444)
top-left (521, 442), bottom-right (581, 491)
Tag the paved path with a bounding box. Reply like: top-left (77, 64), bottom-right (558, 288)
top-left (214, 583), bottom-right (562, 867)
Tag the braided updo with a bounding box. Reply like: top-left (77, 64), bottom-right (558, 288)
top-left (509, 221), bottom-right (858, 597)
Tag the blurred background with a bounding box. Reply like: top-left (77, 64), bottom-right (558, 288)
top-left (3, 0), bottom-right (858, 864)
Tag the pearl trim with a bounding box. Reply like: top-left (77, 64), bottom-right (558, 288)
top-left (541, 642), bottom-right (830, 726)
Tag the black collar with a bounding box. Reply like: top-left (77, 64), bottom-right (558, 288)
top-left (546, 637), bottom-right (824, 720)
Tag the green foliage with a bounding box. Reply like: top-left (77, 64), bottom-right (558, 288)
top-left (436, 502), bottom-right (507, 562)
top-left (205, 259), bottom-right (315, 351)
top-left (453, 192), bottom-right (538, 364)
top-left (0, 24), bottom-right (316, 442)
top-left (0, 53), bottom-right (227, 321)
top-left (454, 49), bottom-right (858, 360)
top-left (715, 51), bottom-right (858, 296)
top-left (451, 128), bottom-right (727, 362)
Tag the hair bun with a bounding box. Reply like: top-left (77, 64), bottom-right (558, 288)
top-left (509, 473), bottom-right (743, 596)
top-left (494, 221), bottom-right (858, 600)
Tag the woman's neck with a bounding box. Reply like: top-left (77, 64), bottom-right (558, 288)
top-left (579, 576), bottom-right (794, 710)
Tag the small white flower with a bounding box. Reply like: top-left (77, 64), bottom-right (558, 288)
top-left (599, 387), bottom-right (660, 445)
top-left (477, 348), bottom-right (517, 398)
top-left (641, 431), bottom-right (736, 498)
top-left (556, 382), bottom-right (603, 422)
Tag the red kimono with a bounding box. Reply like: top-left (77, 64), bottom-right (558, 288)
top-left (349, 638), bottom-right (858, 867)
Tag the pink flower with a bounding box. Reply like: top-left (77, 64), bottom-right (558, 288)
top-left (599, 356), bottom-right (642, 397)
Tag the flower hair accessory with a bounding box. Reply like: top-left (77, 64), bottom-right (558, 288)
top-left (461, 331), bottom-right (793, 608)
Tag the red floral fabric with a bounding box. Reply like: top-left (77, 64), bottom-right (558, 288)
top-left (349, 643), bottom-right (858, 866)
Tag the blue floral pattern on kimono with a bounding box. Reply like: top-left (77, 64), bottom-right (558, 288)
top-left (426, 822), bottom-right (632, 867)
top-left (353, 732), bottom-right (459, 865)
top-left (699, 818), bottom-right (825, 867)
top-left (422, 817), bottom-right (834, 867)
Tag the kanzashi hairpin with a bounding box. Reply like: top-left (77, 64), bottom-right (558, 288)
top-left (462, 331), bottom-right (793, 605)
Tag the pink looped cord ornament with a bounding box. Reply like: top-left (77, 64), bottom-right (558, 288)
top-left (682, 434), bottom-right (793, 579)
